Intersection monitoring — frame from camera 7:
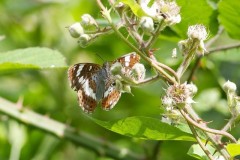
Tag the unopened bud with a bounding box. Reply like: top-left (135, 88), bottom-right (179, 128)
top-left (81, 14), bottom-right (98, 28)
top-left (186, 83), bottom-right (198, 96)
top-left (68, 22), bottom-right (84, 38)
top-left (78, 34), bottom-right (91, 48)
top-left (140, 16), bottom-right (154, 33)
top-left (223, 80), bottom-right (237, 93)
top-left (131, 63), bottom-right (146, 81)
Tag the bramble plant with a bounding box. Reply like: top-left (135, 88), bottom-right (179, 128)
top-left (67, 0), bottom-right (240, 159)
top-left (1, 0), bottom-right (240, 160)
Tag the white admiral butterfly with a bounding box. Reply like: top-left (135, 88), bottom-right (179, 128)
top-left (68, 53), bottom-right (140, 113)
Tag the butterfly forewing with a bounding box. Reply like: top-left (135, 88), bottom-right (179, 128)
top-left (68, 63), bottom-right (101, 113)
top-left (114, 53), bottom-right (140, 71)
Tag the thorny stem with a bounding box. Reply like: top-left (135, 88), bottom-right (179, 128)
top-left (216, 115), bottom-right (240, 142)
top-left (187, 43), bottom-right (240, 82)
top-left (179, 108), bottom-right (236, 143)
top-left (123, 13), bottom-right (144, 47)
top-left (0, 97), bottom-right (145, 160)
top-left (184, 107), bottom-right (233, 159)
top-left (179, 108), bottom-right (231, 159)
top-left (187, 121), bottom-right (215, 160)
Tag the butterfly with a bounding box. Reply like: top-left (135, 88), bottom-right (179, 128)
top-left (68, 53), bottom-right (140, 113)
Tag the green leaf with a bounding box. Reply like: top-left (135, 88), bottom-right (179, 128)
top-left (218, 0), bottom-right (240, 39)
top-left (209, 48), bottom-right (240, 62)
top-left (92, 116), bottom-right (195, 141)
top-left (175, 0), bottom-right (218, 37)
top-left (0, 47), bottom-right (67, 72)
top-left (188, 144), bottom-right (220, 160)
top-left (226, 143), bottom-right (240, 158)
top-left (119, 0), bottom-right (146, 17)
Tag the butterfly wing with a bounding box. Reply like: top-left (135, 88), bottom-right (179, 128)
top-left (101, 53), bottom-right (140, 110)
top-left (68, 63), bottom-right (101, 113)
top-left (114, 52), bottom-right (140, 71)
top-left (101, 79), bottom-right (121, 111)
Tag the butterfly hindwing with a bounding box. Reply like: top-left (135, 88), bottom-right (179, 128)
top-left (68, 63), bottom-right (101, 113)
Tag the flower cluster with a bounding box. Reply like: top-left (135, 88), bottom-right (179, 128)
top-left (111, 56), bottom-right (146, 93)
top-left (68, 14), bottom-right (99, 47)
top-left (140, 0), bottom-right (181, 25)
top-left (161, 83), bottom-right (197, 124)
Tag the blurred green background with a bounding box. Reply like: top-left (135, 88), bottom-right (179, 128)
top-left (0, 0), bottom-right (239, 160)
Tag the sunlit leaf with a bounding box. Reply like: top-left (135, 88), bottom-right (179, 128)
top-left (174, 0), bottom-right (217, 37)
top-left (226, 143), bottom-right (240, 158)
top-left (218, 0), bottom-right (240, 39)
top-left (119, 0), bottom-right (146, 17)
top-left (188, 144), bottom-right (220, 160)
top-left (0, 47), bottom-right (67, 72)
top-left (92, 116), bottom-right (195, 141)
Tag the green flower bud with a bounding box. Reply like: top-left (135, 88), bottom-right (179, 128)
top-left (68, 22), bottom-right (84, 38)
top-left (139, 16), bottom-right (154, 33)
top-left (78, 34), bottom-right (91, 48)
top-left (81, 14), bottom-right (98, 28)
top-left (223, 80), bottom-right (237, 93)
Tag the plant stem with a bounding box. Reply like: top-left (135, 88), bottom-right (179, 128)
top-left (180, 107), bottom-right (232, 159)
top-left (145, 21), bottom-right (165, 50)
top-left (187, 121), bottom-right (215, 160)
top-left (176, 40), bottom-right (199, 78)
top-left (179, 108), bottom-right (236, 143)
top-left (0, 97), bottom-right (145, 160)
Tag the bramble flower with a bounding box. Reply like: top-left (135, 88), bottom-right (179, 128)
top-left (179, 24), bottom-right (207, 56)
top-left (164, 82), bottom-right (196, 107)
top-left (187, 24), bottom-right (207, 41)
top-left (140, 0), bottom-right (181, 25)
top-left (68, 22), bottom-right (84, 38)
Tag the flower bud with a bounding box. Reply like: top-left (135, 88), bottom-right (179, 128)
top-left (139, 16), bottom-right (154, 33)
top-left (186, 83), bottom-right (198, 96)
top-left (223, 80), bottom-right (237, 93)
top-left (68, 22), bottom-right (84, 38)
top-left (78, 34), bottom-right (91, 48)
top-left (81, 14), bottom-right (98, 28)
top-left (131, 63), bottom-right (146, 81)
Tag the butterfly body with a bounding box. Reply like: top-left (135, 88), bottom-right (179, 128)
top-left (68, 53), bottom-right (140, 113)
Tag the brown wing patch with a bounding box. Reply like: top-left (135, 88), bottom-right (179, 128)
top-left (101, 81), bottom-right (121, 111)
top-left (68, 63), bottom-right (101, 91)
top-left (78, 90), bottom-right (97, 113)
top-left (116, 53), bottom-right (140, 68)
